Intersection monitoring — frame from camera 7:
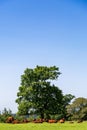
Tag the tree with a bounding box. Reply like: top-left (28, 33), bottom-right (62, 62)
top-left (67, 97), bottom-right (87, 120)
top-left (0, 108), bottom-right (12, 123)
top-left (16, 65), bottom-right (63, 119)
top-left (2, 108), bottom-right (12, 116)
top-left (61, 94), bottom-right (75, 119)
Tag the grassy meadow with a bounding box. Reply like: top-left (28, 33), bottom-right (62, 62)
top-left (0, 122), bottom-right (87, 130)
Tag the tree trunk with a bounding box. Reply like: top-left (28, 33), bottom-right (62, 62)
top-left (40, 112), bottom-right (44, 119)
top-left (45, 113), bottom-right (50, 120)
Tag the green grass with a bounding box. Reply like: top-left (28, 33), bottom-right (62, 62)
top-left (0, 122), bottom-right (87, 130)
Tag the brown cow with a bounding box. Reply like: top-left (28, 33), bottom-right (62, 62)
top-left (77, 120), bottom-right (83, 123)
top-left (33, 119), bottom-right (43, 123)
top-left (12, 120), bottom-right (20, 124)
top-left (59, 118), bottom-right (65, 123)
top-left (6, 116), bottom-right (14, 123)
top-left (48, 120), bottom-right (57, 123)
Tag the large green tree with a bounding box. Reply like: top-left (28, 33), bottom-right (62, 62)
top-left (16, 65), bottom-right (63, 119)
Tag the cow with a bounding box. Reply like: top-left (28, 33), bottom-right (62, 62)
top-left (6, 116), bottom-right (14, 123)
top-left (33, 119), bottom-right (43, 123)
top-left (48, 119), bottom-right (57, 123)
top-left (77, 120), bottom-right (83, 123)
top-left (59, 118), bottom-right (65, 123)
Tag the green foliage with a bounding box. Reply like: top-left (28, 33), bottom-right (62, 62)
top-left (15, 115), bottom-right (25, 122)
top-left (62, 94), bottom-right (75, 119)
top-left (67, 97), bottom-right (87, 120)
top-left (0, 108), bottom-right (12, 123)
top-left (63, 94), bottom-right (75, 106)
top-left (16, 65), bottom-right (63, 119)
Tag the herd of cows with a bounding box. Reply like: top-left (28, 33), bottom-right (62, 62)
top-left (5, 116), bottom-right (83, 124)
top-left (6, 117), bottom-right (65, 124)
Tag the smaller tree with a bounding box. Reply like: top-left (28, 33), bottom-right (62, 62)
top-left (2, 108), bottom-right (12, 116)
top-left (67, 97), bottom-right (87, 120)
top-left (0, 108), bottom-right (12, 123)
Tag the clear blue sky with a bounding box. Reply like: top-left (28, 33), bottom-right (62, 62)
top-left (0, 0), bottom-right (87, 113)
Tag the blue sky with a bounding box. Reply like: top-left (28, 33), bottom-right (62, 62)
top-left (0, 0), bottom-right (87, 113)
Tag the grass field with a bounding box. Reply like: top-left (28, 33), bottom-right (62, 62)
top-left (0, 122), bottom-right (87, 130)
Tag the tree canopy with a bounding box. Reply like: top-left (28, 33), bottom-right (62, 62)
top-left (16, 65), bottom-right (64, 119)
top-left (67, 97), bottom-right (87, 120)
